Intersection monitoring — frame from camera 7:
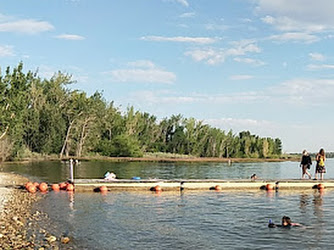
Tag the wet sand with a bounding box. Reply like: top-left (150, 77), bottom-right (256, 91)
top-left (0, 172), bottom-right (72, 249)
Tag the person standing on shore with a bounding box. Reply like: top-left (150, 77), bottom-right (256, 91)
top-left (300, 150), bottom-right (312, 179)
top-left (315, 148), bottom-right (326, 180)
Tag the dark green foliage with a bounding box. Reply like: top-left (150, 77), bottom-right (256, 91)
top-left (96, 139), bottom-right (115, 156)
top-left (0, 63), bottom-right (283, 160)
top-left (108, 134), bottom-right (143, 157)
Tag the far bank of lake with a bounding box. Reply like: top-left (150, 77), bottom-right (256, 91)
top-left (1, 155), bottom-right (300, 166)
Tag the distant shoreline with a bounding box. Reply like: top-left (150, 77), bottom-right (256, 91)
top-left (75, 156), bottom-right (299, 163)
top-left (2, 155), bottom-right (300, 164)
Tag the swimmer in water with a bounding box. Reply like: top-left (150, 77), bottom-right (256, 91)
top-left (251, 174), bottom-right (257, 180)
top-left (268, 216), bottom-right (301, 228)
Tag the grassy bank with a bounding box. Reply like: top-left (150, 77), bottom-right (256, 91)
top-left (56, 152), bottom-right (299, 163)
top-left (1, 152), bottom-right (300, 164)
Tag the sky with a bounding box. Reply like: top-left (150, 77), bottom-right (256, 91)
top-left (0, 0), bottom-right (334, 153)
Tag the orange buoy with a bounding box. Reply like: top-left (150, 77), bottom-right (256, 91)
top-left (25, 182), bottom-right (33, 189)
top-left (59, 182), bottom-right (67, 190)
top-left (318, 184), bottom-right (325, 190)
top-left (100, 186), bottom-right (108, 193)
top-left (27, 185), bottom-right (37, 193)
top-left (51, 183), bottom-right (60, 191)
top-left (66, 183), bottom-right (74, 192)
top-left (154, 185), bottom-right (162, 192)
top-left (215, 185), bottom-right (222, 191)
top-left (266, 184), bottom-right (274, 191)
top-left (39, 182), bottom-right (48, 192)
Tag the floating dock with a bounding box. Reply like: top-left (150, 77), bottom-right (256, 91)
top-left (73, 179), bottom-right (334, 192)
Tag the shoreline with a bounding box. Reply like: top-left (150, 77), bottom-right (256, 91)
top-left (0, 172), bottom-right (68, 249)
top-left (0, 172), bottom-right (37, 248)
top-left (2, 155), bottom-right (300, 164)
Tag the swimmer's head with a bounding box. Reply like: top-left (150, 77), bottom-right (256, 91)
top-left (282, 216), bottom-right (291, 226)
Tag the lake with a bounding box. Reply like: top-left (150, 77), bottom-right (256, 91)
top-left (1, 159), bottom-right (334, 249)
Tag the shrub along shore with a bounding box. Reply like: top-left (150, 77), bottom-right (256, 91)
top-left (3, 153), bottom-right (299, 164)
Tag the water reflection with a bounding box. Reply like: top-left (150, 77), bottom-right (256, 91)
top-left (313, 190), bottom-right (324, 218)
top-left (299, 193), bottom-right (310, 212)
top-left (68, 191), bottom-right (74, 212)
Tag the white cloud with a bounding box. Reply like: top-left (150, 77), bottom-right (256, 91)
top-left (36, 64), bottom-right (88, 83)
top-left (127, 60), bottom-right (156, 68)
top-left (307, 64), bottom-right (334, 70)
top-left (204, 117), bottom-right (277, 135)
top-left (163, 0), bottom-right (189, 7)
top-left (0, 19), bottom-right (54, 34)
top-left (203, 117), bottom-right (332, 152)
top-left (261, 15), bottom-right (325, 33)
top-left (240, 18), bottom-right (253, 23)
top-left (175, 0), bottom-right (189, 7)
top-left (270, 78), bottom-right (334, 105)
top-left (233, 57), bottom-right (265, 66)
top-left (179, 12), bottom-right (195, 18)
top-left (185, 48), bottom-right (226, 64)
top-left (0, 45), bottom-right (14, 57)
top-left (108, 60), bottom-right (176, 84)
top-left (230, 39), bottom-right (261, 53)
top-left (205, 23), bottom-right (230, 31)
top-left (141, 36), bottom-right (218, 44)
top-left (55, 34), bottom-right (85, 40)
top-left (309, 52), bottom-right (325, 61)
top-left (127, 77), bottom-right (334, 107)
top-left (177, 24), bottom-right (189, 28)
top-left (128, 90), bottom-right (268, 105)
top-left (36, 65), bottom-right (58, 79)
top-left (256, 0), bottom-right (334, 32)
top-left (267, 32), bottom-right (319, 43)
top-left (185, 40), bottom-right (261, 65)
top-left (229, 75), bottom-right (254, 80)
top-left (110, 69), bottom-right (175, 84)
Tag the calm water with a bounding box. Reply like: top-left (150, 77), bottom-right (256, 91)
top-left (2, 158), bottom-right (334, 182)
top-left (1, 159), bottom-right (334, 249)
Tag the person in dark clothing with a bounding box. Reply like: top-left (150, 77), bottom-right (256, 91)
top-left (300, 150), bottom-right (312, 179)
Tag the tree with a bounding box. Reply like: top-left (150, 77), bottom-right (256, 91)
top-left (0, 62), bottom-right (284, 160)
top-left (0, 63), bottom-right (32, 157)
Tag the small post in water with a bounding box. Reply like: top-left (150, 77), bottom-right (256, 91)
top-left (69, 158), bottom-right (74, 183)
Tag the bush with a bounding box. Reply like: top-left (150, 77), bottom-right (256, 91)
top-left (97, 135), bottom-right (143, 157)
top-left (96, 139), bottom-right (115, 157)
top-left (110, 134), bottom-right (143, 157)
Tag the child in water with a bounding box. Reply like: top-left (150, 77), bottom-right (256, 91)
top-left (268, 216), bottom-right (301, 228)
top-left (251, 174), bottom-right (257, 180)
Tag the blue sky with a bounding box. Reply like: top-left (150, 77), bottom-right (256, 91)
top-left (1, 0), bottom-right (334, 153)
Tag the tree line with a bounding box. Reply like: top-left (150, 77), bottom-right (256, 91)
top-left (0, 63), bottom-right (282, 161)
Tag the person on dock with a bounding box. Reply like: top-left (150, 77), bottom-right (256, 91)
top-left (315, 148), bottom-right (326, 180)
top-left (300, 150), bottom-right (312, 179)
